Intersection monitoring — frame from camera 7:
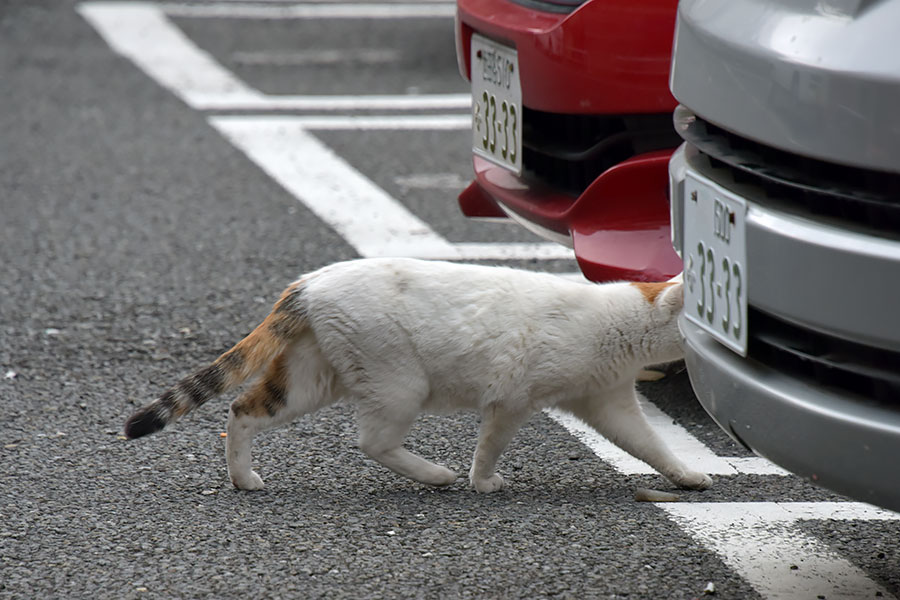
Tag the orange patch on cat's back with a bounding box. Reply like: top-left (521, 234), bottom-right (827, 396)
top-left (630, 281), bottom-right (676, 305)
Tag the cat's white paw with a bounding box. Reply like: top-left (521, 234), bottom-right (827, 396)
top-left (470, 473), bottom-right (505, 493)
top-left (674, 470), bottom-right (713, 490)
top-left (424, 466), bottom-right (459, 487)
top-left (231, 470), bottom-right (265, 491)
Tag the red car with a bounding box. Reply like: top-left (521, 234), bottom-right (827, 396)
top-left (455, 0), bottom-right (682, 282)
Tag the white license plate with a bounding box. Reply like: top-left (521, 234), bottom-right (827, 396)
top-left (471, 34), bottom-right (522, 175)
top-left (683, 170), bottom-right (749, 355)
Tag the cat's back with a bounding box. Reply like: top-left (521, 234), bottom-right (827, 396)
top-left (298, 258), bottom-right (629, 360)
top-left (303, 257), bottom-right (589, 314)
top-left (298, 259), bottom-right (674, 404)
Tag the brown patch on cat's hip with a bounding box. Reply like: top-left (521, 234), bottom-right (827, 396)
top-left (231, 353), bottom-right (290, 418)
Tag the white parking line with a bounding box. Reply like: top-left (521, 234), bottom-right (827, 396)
top-left (394, 173), bottom-right (468, 190)
top-left (214, 114), bottom-right (472, 132)
top-left (211, 116), bottom-right (455, 258)
top-left (231, 49), bottom-right (402, 66)
top-left (546, 408), bottom-right (789, 476)
top-left (451, 243), bottom-right (574, 261)
top-left (79, 2), bottom-right (263, 108)
top-left (190, 0), bottom-right (451, 3)
top-left (661, 502), bottom-right (900, 600)
top-left (213, 96), bottom-right (472, 112)
top-left (204, 96), bottom-right (472, 112)
top-left (191, 0), bottom-right (458, 5)
top-left (159, 2), bottom-right (456, 18)
top-left (209, 115), bottom-right (573, 261)
top-left (191, 0), bottom-right (453, 3)
top-left (223, 114), bottom-right (471, 130)
top-left (78, 2), bottom-right (469, 112)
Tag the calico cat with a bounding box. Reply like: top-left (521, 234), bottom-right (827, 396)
top-left (125, 258), bottom-right (712, 493)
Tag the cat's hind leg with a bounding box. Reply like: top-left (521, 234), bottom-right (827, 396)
top-left (560, 386), bottom-right (712, 490)
top-left (469, 404), bottom-right (528, 493)
top-left (357, 404), bottom-right (458, 487)
top-left (226, 404), bottom-right (269, 491)
top-left (227, 338), bottom-right (339, 490)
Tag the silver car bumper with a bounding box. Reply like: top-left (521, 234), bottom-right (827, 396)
top-left (681, 316), bottom-right (900, 511)
top-left (670, 141), bottom-right (900, 512)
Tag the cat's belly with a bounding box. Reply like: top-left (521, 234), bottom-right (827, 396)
top-left (421, 385), bottom-right (482, 414)
top-left (419, 372), bottom-right (581, 415)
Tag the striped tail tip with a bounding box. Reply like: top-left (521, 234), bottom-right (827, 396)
top-left (124, 406), bottom-right (167, 439)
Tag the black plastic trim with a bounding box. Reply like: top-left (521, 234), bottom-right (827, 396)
top-left (748, 308), bottom-right (900, 405)
top-left (507, 0), bottom-right (587, 13)
top-left (676, 106), bottom-right (900, 238)
top-left (522, 109), bottom-right (680, 194)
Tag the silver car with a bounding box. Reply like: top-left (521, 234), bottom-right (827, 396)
top-left (668, 0), bottom-right (900, 511)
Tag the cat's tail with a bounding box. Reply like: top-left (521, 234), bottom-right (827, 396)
top-left (123, 279), bottom-right (309, 439)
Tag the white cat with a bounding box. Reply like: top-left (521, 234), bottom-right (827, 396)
top-left (125, 258), bottom-right (712, 493)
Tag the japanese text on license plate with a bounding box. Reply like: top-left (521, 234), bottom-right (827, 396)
top-left (683, 171), bottom-right (749, 355)
top-left (470, 34), bottom-right (522, 175)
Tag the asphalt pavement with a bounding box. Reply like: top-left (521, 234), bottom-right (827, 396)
top-left (1, 2), bottom-right (898, 599)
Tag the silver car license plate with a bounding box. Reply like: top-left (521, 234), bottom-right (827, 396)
top-left (683, 170), bottom-right (749, 355)
top-left (471, 34), bottom-right (522, 175)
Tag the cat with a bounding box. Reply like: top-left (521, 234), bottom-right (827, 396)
top-left (124, 257), bottom-right (712, 493)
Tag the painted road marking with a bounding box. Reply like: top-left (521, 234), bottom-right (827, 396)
top-left (215, 114), bottom-right (471, 130)
top-left (159, 2), bottom-right (457, 19)
top-left (210, 116), bottom-right (456, 258)
top-left (189, 0), bottom-right (452, 3)
top-left (547, 408), bottom-right (789, 476)
top-left (190, 0), bottom-right (454, 3)
top-left (199, 96), bottom-right (470, 112)
top-left (77, 2), bottom-right (469, 112)
top-left (79, 5), bottom-right (900, 599)
top-left (209, 115), bottom-right (572, 261)
top-left (231, 48), bottom-right (402, 66)
top-left (394, 173), bottom-right (468, 191)
top-left (661, 502), bottom-right (900, 600)
top-left (79, 2), bottom-right (263, 109)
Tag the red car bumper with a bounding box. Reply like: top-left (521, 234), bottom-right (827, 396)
top-left (456, 0), bottom-right (682, 282)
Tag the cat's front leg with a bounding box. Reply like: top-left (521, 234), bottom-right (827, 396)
top-left (672, 469), bottom-right (713, 490)
top-left (560, 388), bottom-right (712, 491)
top-left (357, 404), bottom-right (459, 487)
top-left (469, 405), bottom-right (528, 493)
